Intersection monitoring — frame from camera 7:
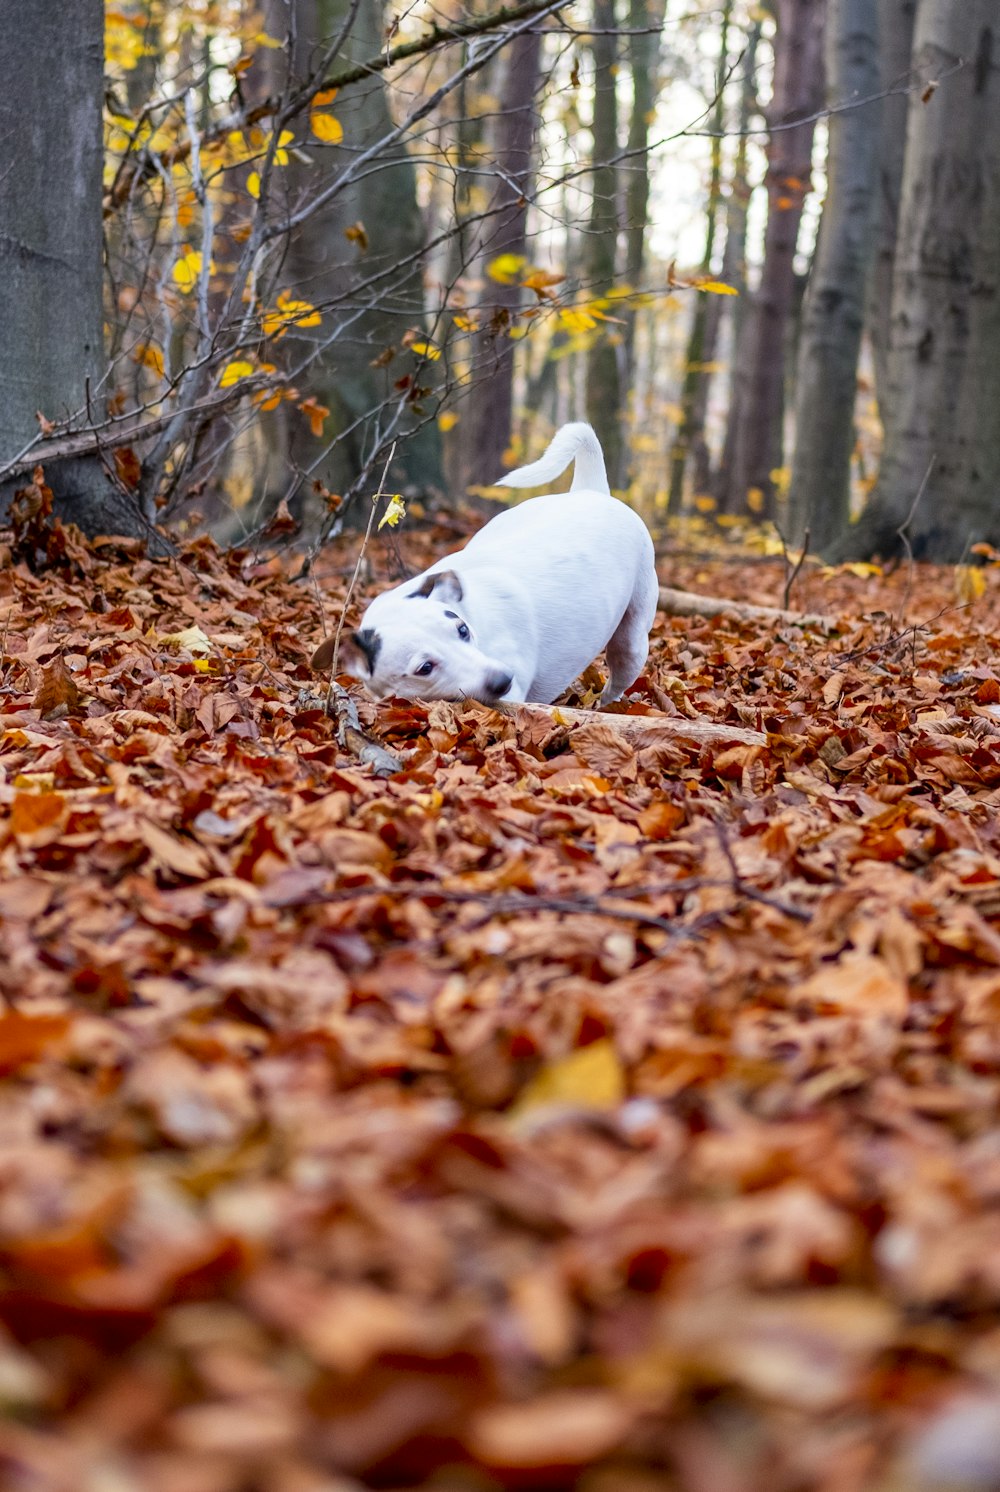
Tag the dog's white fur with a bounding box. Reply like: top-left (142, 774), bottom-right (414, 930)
top-left (318, 423), bottom-right (658, 705)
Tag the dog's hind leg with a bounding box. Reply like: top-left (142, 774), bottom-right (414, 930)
top-left (600, 571), bottom-right (659, 704)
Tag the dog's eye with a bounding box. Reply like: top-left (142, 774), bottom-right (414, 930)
top-left (415, 660), bottom-right (435, 677)
top-left (457, 622), bottom-right (470, 641)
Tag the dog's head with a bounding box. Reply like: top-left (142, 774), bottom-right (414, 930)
top-left (312, 570), bottom-right (514, 703)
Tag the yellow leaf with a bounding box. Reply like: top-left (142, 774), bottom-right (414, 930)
top-left (746, 486), bottom-right (765, 513)
top-left (453, 313), bottom-right (478, 332)
top-left (486, 252), bottom-right (528, 285)
top-left (310, 111), bottom-right (344, 144)
top-left (558, 307), bottom-right (598, 333)
top-left (956, 565), bottom-right (987, 604)
top-left (266, 129), bottom-right (295, 166)
top-left (769, 465), bottom-right (791, 498)
top-left (134, 342), bottom-right (165, 376)
top-left (220, 360), bottom-right (255, 388)
top-left (695, 279), bottom-right (739, 296)
top-left (409, 340), bottom-right (441, 360)
top-left (246, 170), bottom-right (261, 199)
top-left (378, 495), bottom-right (406, 530)
top-left (438, 411), bottom-right (459, 432)
top-left (172, 249), bottom-right (213, 293)
top-left (693, 494), bottom-right (717, 513)
top-left (512, 1040), bottom-right (625, 1116)
top-left (263, 289), bottom-right (322, 338)
top-left (252, 31), bottom-right (283, 48)
top-left (834, 562), bottom-right (882, 579)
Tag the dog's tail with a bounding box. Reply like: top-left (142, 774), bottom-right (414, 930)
top-left (494, 422), bottom-right (610, 495)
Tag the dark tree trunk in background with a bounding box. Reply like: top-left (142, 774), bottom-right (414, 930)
top-left (281, 0), bottom-right (443, 513)
top-left (867, 0), bottom-right (918, 405)
top-left (585, 0), bottom-right (624, 486)
top-left (0, 0), bottom-right (144, 536)
top-left (716, 0), bottom-right (825, 518)
top-left (694, 19), bottom-right (761, 497)
top-left (788, 0), bottom-right (880, 550)
top-left (462, 28), bottom-right (544, 489)
top-left (827, 0), bottom-right (1000, 562)
top-left (667, 0), bottom-right (732, 514)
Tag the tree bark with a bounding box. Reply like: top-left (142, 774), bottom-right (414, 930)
top-left (827, 0), bottom-right (1000, 561)
top-left (788, 0), bottom-right (881, 550)
top-left (694, 20), bottom-right (761, 497)
top-left (667, 0), bottom-right (732, 513)
top-left (280, 0), bottom-right (443, 517)
top-left (867, 0), bottom-right (917, 404)
top-left (715, 0), bottom-right (825, 519)
top-left (0, 0), bottom-right (144, 537)
top-left (585, 0), bottom-right (624, 486)
top-left (621, 0), bottom-right (668, 468)
top-left (462, 29), bottom-right (544, 487)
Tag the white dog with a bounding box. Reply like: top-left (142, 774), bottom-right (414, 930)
top-left (312, 423), bottom-right (658, 705)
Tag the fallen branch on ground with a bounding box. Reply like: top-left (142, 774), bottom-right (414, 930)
top-left (658, 585), bottom-right (839, 633)
top-left (319, 683), bottom-right (403, 777)
top-left (505, 700), bottom-right (767, 748)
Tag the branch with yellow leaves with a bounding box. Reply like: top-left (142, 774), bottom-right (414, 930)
top-left (104, 0), bottom-right (576, 215)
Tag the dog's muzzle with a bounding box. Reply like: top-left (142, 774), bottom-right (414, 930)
top-left (484, 670), bottom-right (513, 701)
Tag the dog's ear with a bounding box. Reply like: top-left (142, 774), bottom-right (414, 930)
top-left (410, 569), bottom-right (463, 604)
top-left (311, 628), bottom-right (381, 677)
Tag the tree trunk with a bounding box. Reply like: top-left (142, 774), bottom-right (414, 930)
top-left (462, 28), bottom-right (544, 488)
top-left (0, 0), bottom-right (144, 537)
top-left (827, 0), bottom-right (1000, 561)
top-left (281, 0), bottom-right (443, 517)
top-left (867, 0), bottom-right (917, 404)
top-left (585, 0), bottom-right (624, 486)
top-left (694, 19), bottom-right (761, 497)
top-left (667, 0), bottom-right (732, 513)
top-left (788, 0), bottom-right (881, 550)
top-left (621, 0), bottom-right (668, 468)
top-left (716, 0), bottom-right (825, 519)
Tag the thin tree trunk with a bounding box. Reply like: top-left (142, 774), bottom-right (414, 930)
top-left (622, 0), bottom-right (668, 475)
top-left (0, 0), bottom-right (143, 536)
top-left (585, 0), bottom-right (624, 485)
top-left (716, 0), bottom-right (825, 519)
top-left (667, 0), bottom-right (732, 513)
top-left (462, 29), bottom-right (544, 487)
top-left (788, 0), bottom-right (881, 550)
top-left (867, 0), bottom-right (917, 405)
top-left (693, 19), bottom-right (761, 497)
top-left (826, 0), bottom-right (1000, 562)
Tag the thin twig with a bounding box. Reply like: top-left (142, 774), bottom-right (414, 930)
top-left (895, 454), bottom-right (936, 631)
top-left (325, 442), bottom-right (396, 681)
top-left (782, 526), bottom-right (810, 610)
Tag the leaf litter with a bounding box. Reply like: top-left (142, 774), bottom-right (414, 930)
top-left (2, 521), bottom-right (1000, 1490)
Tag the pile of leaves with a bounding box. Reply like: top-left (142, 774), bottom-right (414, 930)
top-left (3, 515), bottom-right (1000, 1492)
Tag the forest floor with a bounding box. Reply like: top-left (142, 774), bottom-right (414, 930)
top-left (2, 508), bottom-right (1000, 1492)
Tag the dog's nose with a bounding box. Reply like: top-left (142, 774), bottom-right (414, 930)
top-left (486, 670), bottom-right (513, 699)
